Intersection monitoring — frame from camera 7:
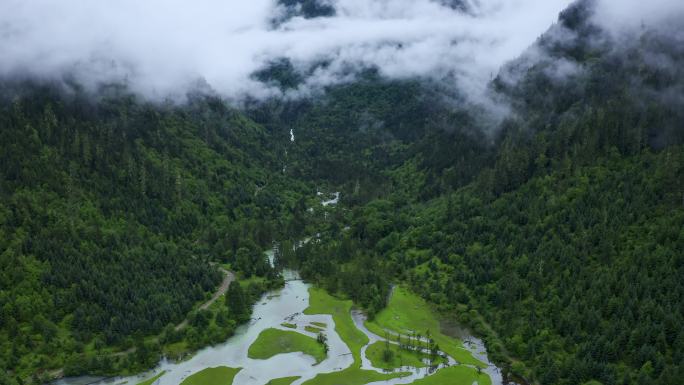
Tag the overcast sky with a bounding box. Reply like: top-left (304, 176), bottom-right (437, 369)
top-left (0, 0), bottom-right (681, 103)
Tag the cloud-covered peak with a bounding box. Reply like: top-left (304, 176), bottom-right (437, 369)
top-left (0, 0), bottom-right (574, 102)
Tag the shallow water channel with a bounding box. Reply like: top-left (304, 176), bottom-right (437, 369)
top-left (55, 273), bottom-right (508, 385)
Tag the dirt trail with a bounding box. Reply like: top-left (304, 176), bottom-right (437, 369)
top-left (175, 267), bottom-right (235, 331)
top-left (49, 268), bottom-right (236, 379)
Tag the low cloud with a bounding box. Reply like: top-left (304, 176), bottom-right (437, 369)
top-left (0, 0), bottom-right (572, 103)
top-left (2, 0), bottom-right (681, 110)
top-left (496, 0), bottom-right (684, 95)
top-left (592, 0), bottom-right (684, 34)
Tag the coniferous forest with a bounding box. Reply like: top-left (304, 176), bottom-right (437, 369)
top-left (1, 1), bottom-right (683, 385)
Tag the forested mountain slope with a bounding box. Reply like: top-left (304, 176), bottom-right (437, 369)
top-left (0, 84), bottom-right (310, 381)
top-left (248, 73), bottom-right (494, 203)
top-left (302, 148), bottom-right (683, 385)
top-left (1, 1), bottom-right (683, 385)
top-left (278, 2), bottom-right (684, 385)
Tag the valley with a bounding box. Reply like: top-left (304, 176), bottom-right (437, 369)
top-left (55, 264), bottom-right (496, 385)
top-left (1, 1), bottom-right (683, 385)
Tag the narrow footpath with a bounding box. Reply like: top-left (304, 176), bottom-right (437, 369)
top-left (175, 268), bottom-right (235, 331)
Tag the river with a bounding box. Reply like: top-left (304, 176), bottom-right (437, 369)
top-left (54, 272), bottom-right (510, 385)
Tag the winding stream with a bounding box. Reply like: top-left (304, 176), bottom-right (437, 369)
top-left (54, 273), bottom-right (508, 385)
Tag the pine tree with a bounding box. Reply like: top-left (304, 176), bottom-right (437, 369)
top-left (226, 282), bottom-right (249, 322)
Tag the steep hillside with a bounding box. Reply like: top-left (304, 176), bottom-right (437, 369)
top-left (276, 3), bottom-right (684, 385)
top-left (0, 84), bottom-right (310, 381)
top-left (1, 1), bottom-right (683, 385)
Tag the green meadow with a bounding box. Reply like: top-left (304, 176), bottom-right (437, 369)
top-left (249, 328), bottom-right (327, 364)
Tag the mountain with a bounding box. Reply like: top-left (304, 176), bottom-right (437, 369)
top-left (268, 2), bottom-right (684, 385)
top-left (1, 1), bottom-right (683, 385)
top-left (0, 83), bottom-right (311, 381)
